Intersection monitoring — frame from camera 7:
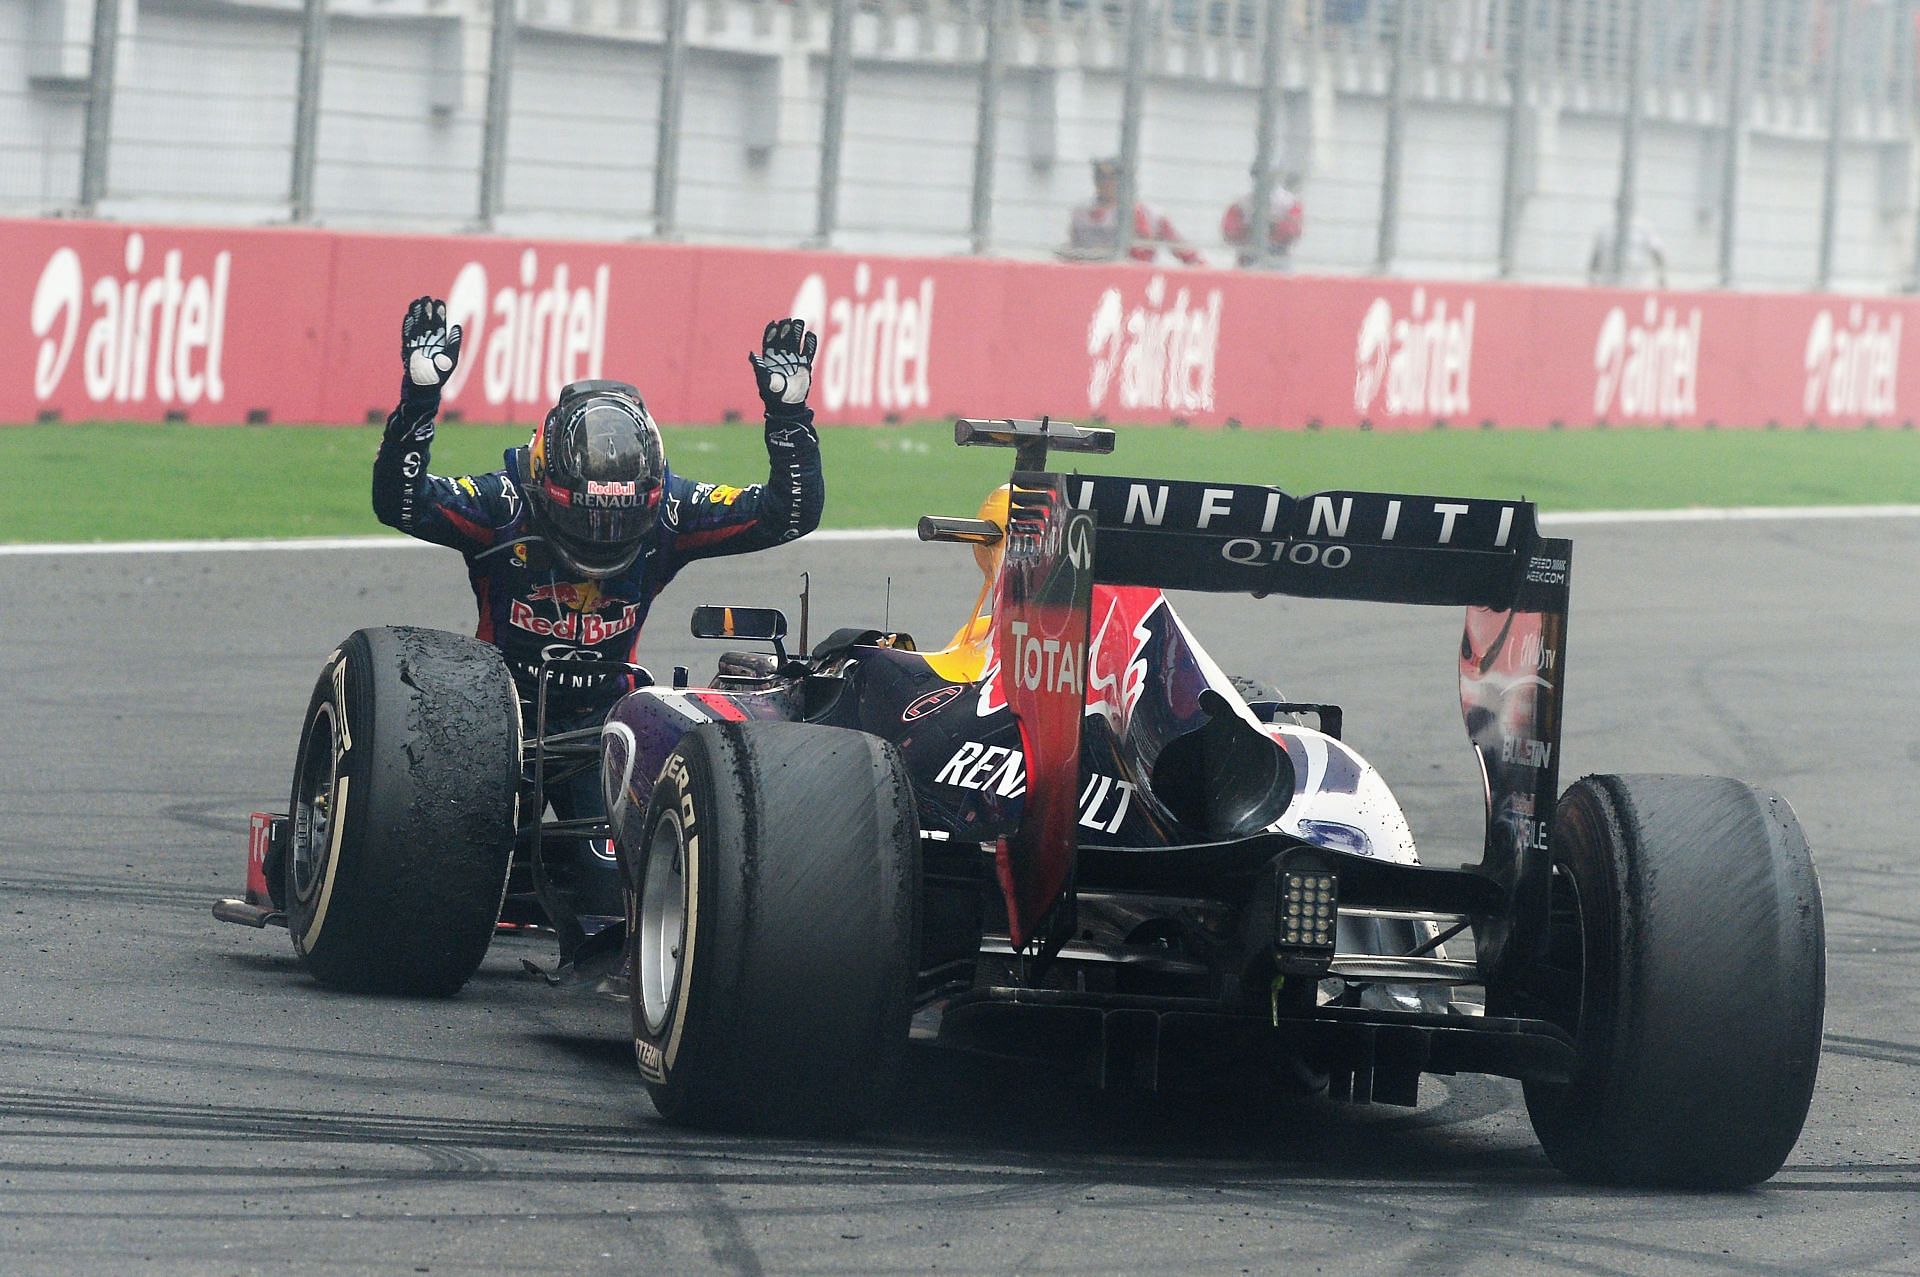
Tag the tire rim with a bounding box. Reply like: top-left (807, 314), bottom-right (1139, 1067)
top-left (638, 809), bottom-right (689, 1036)
top-left (291, 703), bottom-right (341, 905)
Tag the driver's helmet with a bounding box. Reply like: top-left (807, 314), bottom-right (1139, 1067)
top-left (526, 380), bottom-right (666, 579)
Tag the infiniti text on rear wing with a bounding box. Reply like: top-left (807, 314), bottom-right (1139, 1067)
top-left (1033, 472), bottom-right (1558, 610)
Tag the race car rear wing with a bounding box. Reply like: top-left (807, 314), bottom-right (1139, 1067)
top-left (995, 465), bottom-right (1572, 980)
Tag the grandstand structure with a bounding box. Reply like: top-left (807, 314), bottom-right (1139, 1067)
top-left (4, 0), bottom-right (1917, 290)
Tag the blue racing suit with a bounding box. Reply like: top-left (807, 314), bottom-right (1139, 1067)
top-left (372, 382), bottom-right (823, 703)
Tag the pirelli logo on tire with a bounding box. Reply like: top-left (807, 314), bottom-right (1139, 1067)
top-left (635, 748), bottom-right (700, 1088)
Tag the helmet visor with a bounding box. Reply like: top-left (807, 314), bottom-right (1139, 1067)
top-left (534, 397), bottom-right (666, 576)
top-left (538, 483), bottom-right (662, 575)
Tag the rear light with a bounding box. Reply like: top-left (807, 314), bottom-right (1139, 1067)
top-left (1275, 858), bottom-right (1338, 974)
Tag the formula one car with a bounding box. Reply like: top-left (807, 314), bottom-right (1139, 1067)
top-left (218, 418), bottom-right (1825, 1188)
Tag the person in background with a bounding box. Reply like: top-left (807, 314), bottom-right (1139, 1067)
top-left (1588, 218), bottom-right (1669, 289)
top-left (1062, 156), bottom-right (1205, 266)
top-left (1222, 172), bottom-right (1306, 268)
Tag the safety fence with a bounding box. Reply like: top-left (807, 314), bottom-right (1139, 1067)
top-left (5, 0), bottom-right (1920, 292)
top-left (8, 217), bottom-right (1911, 429)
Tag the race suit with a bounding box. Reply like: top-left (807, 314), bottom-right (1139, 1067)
top-left (372, 383), bottom-right (823, 703)
top-left (371, 381), bottom-right (822, 947)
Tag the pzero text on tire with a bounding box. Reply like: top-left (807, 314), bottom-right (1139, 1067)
top-left (1514, 773), bottom-right (1825, 1188)
top-left (629, 721), bottom-right (920, 1136)
top-left (285, 626), bottom-right (520, 996)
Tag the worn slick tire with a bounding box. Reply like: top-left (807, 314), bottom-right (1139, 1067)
top-left (1518, 774), bottom-right (1825, 1188)
top-left (285, 627), bottom-right (520, 996)
top-left (629, 721), bottom-right (920, 1136)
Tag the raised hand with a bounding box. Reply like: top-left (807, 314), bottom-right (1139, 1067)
top-left (748, 318), bottom-right (818, 414)
top-left (402, 295), bottom-right (463, 390)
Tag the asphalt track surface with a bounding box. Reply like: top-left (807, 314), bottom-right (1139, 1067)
top-left (1, 516), bottom-right (1916, 1276)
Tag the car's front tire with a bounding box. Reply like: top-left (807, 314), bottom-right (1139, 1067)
top-left (1512, 773), bottom-right (1825, 1187)
top-left (285, 626), bottom-right (520, 996)
top-left (629, 721), bottom-right (920, 1136)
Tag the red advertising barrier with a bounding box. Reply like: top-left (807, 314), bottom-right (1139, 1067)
top-left (6, 216), bottom-right (1910, 430)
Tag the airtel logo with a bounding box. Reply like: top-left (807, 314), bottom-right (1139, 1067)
top-left (1804, 304), bottom-right (1900, 417)
top-left (1353, 287), bottom-right (1474, 418)
top-left (30, 233), bottom-right (230, 406)
top-left (1086, 274), bottom-right (1223, 414)
top-left (789, 264), bottom-right (934, 413)
top-left (443, 250), bottom-right (610, 407)
top-left (1593, 299), bottom-right (1701, 419)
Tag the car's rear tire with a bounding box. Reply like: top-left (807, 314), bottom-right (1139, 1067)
top-left (285, 626), bottom-right (520, 996)
top-left (1513, 773), bottom-right (1824, 1187)
top-left (629, 721), bottom-right (920, 1136)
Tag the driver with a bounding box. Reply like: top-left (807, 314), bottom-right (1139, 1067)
top-left (372, 295), bottom-right (824, 954)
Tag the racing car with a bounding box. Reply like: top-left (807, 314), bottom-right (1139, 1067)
top-left (217, 417), bottom-right (1825, 1188)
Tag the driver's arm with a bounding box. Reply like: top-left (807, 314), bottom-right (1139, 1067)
top-left (371, 296), bottom-right (500, 552)
top-left (670, 409), bottom-right (823, 560)
top-left (671, 319), bottom-right (825, 561)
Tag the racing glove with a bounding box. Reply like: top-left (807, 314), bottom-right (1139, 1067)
top-left (401, 295), bottom-right (463, 398)
top-left (748, 318), bottom-right (818, 422)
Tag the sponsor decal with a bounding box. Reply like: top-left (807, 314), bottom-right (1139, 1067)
top-left (705, 484), bottom-right (745, 506)
top-left (1221, 539), bottom-right (1351, 568)
top-left (508, 599), bottom-right (641, 643)
top-left (1075, 773), bottom-right (1136, 834)
top-left (931, 741), bottom-right (1137, 833)
top-left (1516, 631), bottom-right (1556, 672)
top-left (1354, 287), bottom-right (1474, 418)
top-left (1066, 479), bottom-right (1519, 556)
top-left (1525, 555), bottom-right (1568, 586)
top-left (329, 657), bottom-right (353, 755)
top-left (529, 580), bottom-right (608, 612)
top-left (1087, 274), bottom-right (1223, 415)
top-left (934, 742), bottom-right (1026, 796)
top-left (443, 250), bottom-right (610, 407)
top-left (636, 1038), bottom-right (667, 1084)
top-left (901, 684), bottom-right (965, 722)
top-left (582, 478), bottom-right (642, 509)
top-left (1804, 304), bottom-right (1900, 417)
top-left (30, 233), bottom-right (230, 406)
top-left (789, 264), bottom-right (934, 413)
top-left (1593, 298), bottom-right (1701, 419)
top-left (1006, 618), bottom-right (1082, 696)
top-left (1500, 737), bottom-right (1554, 768)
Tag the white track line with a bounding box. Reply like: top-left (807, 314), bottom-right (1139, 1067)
top-left (2, 506), bottom-right (1916, 557)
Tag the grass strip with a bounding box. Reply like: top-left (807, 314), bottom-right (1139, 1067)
top-left (2, 421), bottom-right (1915, 543)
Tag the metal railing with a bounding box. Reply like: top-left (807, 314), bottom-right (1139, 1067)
top-left (10, 0), bottom-right (1920, 290)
